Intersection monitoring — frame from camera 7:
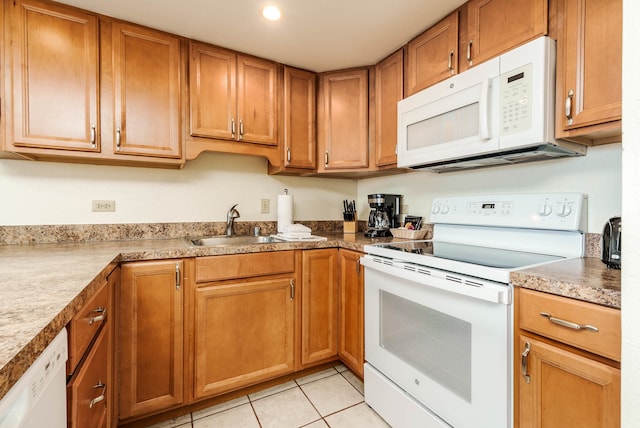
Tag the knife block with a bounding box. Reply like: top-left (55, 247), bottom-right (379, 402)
top-left (343, 213), bottom-right (357, 234)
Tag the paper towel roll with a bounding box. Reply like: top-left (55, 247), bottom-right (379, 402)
top-left (277, 194), bottom-right (293, 233)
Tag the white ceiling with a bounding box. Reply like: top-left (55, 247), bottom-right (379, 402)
top-left (55, 0), bottom-right (466, 72)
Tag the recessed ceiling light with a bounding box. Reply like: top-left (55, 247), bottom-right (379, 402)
top-left (262, 5), bottom-right (282, 21)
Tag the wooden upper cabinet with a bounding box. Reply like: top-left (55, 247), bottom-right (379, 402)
top-left (375, 50), bottom-right (403, 167)
top-left (6, 0), bottom-right (100, 152)
top-left (405, 11), bottom-right (458, 97)
top-left (282, 66), bottom-right (316, 170)
top-left (555, 0), bottom-right (622, 143)
top-left (237, 54), bottom-right (278, 145)
top-left (189, 43), bottom-right (236, 140)
top-left (189, 41), bottom-right (277, 146)
top-left (464, 0), bottom-right (547, 70)
top-left (109, 22), bottom-right (182, 158)
top-left (317, 69), bottom-right (369, 171)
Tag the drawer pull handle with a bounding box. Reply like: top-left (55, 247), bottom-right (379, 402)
top-left (521, 342), bottom-right (531, 384)
top-left (88, 307), bottom-right (106, 325)
top-left (89, 383), bottom-right (106, 408)
top-left (540, 312), bottom-right (599, 332)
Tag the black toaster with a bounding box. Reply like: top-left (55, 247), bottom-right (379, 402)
top-left (602, 217), bottom-right (621, 269)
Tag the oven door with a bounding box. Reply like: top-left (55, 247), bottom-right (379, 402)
top-left (362, 256), bottom-right (512, 428)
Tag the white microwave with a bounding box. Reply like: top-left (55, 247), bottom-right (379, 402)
top-left (397, 37), bottom-right (585, 172)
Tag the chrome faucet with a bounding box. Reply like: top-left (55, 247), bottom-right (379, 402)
top-left (226, 204), bottom-right (240, 236)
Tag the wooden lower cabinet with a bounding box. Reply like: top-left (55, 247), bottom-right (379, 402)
top-left (518, 336), bottom-right (620, 428)
top-left (67, 326), bottom-right (109, 428)
top-left (119, 260), bottom-right (184, 420)
top-left (516, 288), bottom-right (621, 427)
top-left (193, 276), bottom-right (295, 399)
top-left (337, 249), bottom-right (364, 377)
top-left (300, 249), bottom-right (339, 367)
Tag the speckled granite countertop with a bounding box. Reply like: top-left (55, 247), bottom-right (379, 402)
top-left (0, 231), bottom-right (621, 401)
top-left (0, 233), bottom-right (391, 400)
top-left (511, 257), bottom-right (621, 309)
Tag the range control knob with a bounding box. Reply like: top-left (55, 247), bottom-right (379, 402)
top-left (441, 204), bottom-right (450, 215)
top-left (432, 204), bottom-right (441, 215)
top-left (537, 203), bottom-right (552, 217)
top-left (557, 203), bottom-right (572, 217)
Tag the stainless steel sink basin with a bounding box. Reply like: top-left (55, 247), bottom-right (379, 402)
top-left (186, 235), bottom-right (283, 247)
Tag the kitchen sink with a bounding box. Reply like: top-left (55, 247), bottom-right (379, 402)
top-left (186, 235), bottom-right (284, 247)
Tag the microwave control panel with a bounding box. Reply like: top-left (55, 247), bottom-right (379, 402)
top-left (500, 63), bottom-right (532, 136)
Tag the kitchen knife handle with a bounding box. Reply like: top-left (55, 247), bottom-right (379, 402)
top-left (521, 342), bottom-right (531, 384)
top-left (540, 312), bottom-right (599, 332)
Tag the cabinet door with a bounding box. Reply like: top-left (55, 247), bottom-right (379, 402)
top-left (318, 69), bottom-right (369, 170)
top-left (119, 260), bottom-right (184, 419)
top-left (518, 336), bottom-right (620, 428)
top-left (189, 42), bottom-right (236, 140)
top-left (338, 250), bottom-right (364, 377)
top-left (7, 0), bottom-right (99, 152)
top-left (283, 66), bottom-right (316, 169)
top-left (556, 0), bottom-right (621, 137)
top-left (405, 11), bottom-right (458, 96)
top-left (301, 249), bottom-right (339, 366)
top-left (67, 326), bottom-right (109, 428)
top-left (375, 50), bottom-right (403, 167)
top-left (237, 54), bottom-right (278, 145)
top-left (194, 277), bottom-right (295, 399)
top-left (465, 0), bottom-right (547, 69)
top-left (110, 23), bottom-right (181, 158)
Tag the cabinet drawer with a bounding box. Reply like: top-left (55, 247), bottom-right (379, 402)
top-left (195, 251), bottom-right (295, 283)
top-left (67, 326), bottom-right (108, 428)
top-left (67, 279), bottom-right (109, 375)
top-left (519, 288), bottom-right (620, 361)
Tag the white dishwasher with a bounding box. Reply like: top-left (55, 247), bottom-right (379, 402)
top-left (0, 329), bottom-right (68, 428)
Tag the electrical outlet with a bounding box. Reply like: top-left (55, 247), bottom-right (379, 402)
top-left (400, 204), bottom-right (409, 214)
top-left (92, 200), bottom-right (115, 212)
top-left (260, 198), bottom-right (270, 214)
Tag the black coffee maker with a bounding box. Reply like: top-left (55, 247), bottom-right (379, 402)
top-left (364, 194), bottom-right (401, 237)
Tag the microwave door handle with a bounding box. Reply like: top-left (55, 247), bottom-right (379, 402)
top-left (478, 78), bottom-right (491, 140)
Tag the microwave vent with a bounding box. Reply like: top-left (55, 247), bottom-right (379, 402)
top-left (410, 143), bottom-right (586, 173)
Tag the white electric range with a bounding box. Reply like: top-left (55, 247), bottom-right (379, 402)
top-left (361, 193), bottom-right (586, 428)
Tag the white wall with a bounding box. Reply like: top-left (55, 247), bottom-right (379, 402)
top-left (622, 0), bottom-right (640, 425)
top-left (359, 144), bottom-right (621, 233)
top-left (0, 152), bottom-right (357, 225)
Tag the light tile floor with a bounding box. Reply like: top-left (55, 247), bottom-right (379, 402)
top-left (145, 364), bottom-right (390, 428)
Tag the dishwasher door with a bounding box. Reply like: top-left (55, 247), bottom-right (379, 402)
top-left (0, 329), bottom-right (68, 428)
